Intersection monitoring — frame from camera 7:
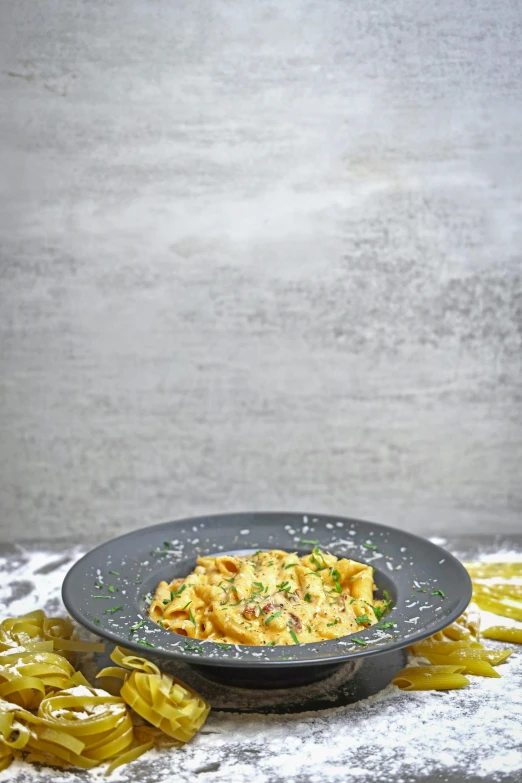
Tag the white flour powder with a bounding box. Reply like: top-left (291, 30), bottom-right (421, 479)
top-left (0, 544), bottom-right (521, 783)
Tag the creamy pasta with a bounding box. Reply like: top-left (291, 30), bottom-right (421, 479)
top-left (149, 549), bottom-right (387, 645)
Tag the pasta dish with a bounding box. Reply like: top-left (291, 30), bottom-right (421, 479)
top-left (149, 549), bottom-right (387, 645)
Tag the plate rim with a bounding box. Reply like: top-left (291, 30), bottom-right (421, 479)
top-left (62, 511), bottom-right (472, 668)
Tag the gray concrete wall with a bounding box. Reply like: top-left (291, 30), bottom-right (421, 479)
top-left (1, 0), bottom-right (521, 540)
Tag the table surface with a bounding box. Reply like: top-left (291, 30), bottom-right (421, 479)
top-left (1, 0), bottom-right (522, 543)
top-left (1, 534), bottom-right (521, 783)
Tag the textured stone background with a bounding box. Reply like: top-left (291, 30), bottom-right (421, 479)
top-left (1, 0), bottom-right (521, 541)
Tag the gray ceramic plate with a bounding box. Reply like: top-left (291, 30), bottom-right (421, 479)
top-left (62, 512), bottom-right (471, 688)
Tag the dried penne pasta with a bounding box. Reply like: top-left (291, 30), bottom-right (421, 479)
top-left (481, 626), bottom-right (522, 644)
top-left (392, 665), bottom-right (470, 691)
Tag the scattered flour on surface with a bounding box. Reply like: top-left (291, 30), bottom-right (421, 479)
top-left (0, 545), bottom-right (521, 783)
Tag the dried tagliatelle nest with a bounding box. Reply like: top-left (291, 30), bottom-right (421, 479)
top-left (0, 610), bottom-right (210, 774)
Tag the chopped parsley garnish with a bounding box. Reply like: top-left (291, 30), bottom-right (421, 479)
top-left (310, 555), bottom-right (326, 571)
top-left (158, 620), bottom-right (164, 628)
top-left (352, 638), bottom-right (367, 646)
top-left (93, 595), bottom-right (111, 599)
top-left (373, 606), bottom-right (383, 621)
top-left (267, 641), bottom-right (276, 646)
top-left (130, 620), bottom-right (145, 631)
top-left (188, 609), bottom-right (197, 627)
top-left (175, 585), bottom-right (186, 598)
top-left (228, 599), bottom-right (243, 606)
top-left (376, 622), bottom-right (396, 629)
top-left (92, 618), bottom-right (100, 625)
top-left (254, 550), bottom-right (263, 556)
top-left (224, 577), bottom-right (236, 584)
top-left (304, 593), bottom-right (312, 602)
top-left (327, 619), bottom-right (340, 627)
top-left (276, 581), bottom-right (291, 593)
top-left (265, 611), bottom-right (282, 626)
top-left (431, 589), bottom-right (446, 598)
top-left (181, 601), bottom-right (192, 610)
top-left (108, 585), bottom-right (115, 593)
top-left (267, 561), bottom-right (274, 566)
top-left (102, 605), bottom-right (123, 614)
top-left (134, 578), bottom-right (142, 585)
top-left (300, 539), bottom-right (319, 545)
top-left (184, 640), bottom-right (204, 653)
top-left (362, 542), bottom-right (377, 550)
top-left (109, 570), bottom-right (120, 576)
top-left (307, 624), bottom-right (312, 633)
top-left (137, 640), bottom-right (155, 648)
top-left (355, 614), bottom-right (371, 625)
top-left (152, 548), bottom-right (173, 555)
top-left (383, 589), bottom-right (391, 604)
top-left (95, 582), bottom-right (103, 589)
top-left (307, 571), bottom-right (322, 578)
top-left (284, 563), bottom-right (298, 569)
top-left (216, 643), bottom-right (232, 650)
top-left (163, 599), bottom-right (169, 605)
top-left (289, 629), bottom-right (299, 644)
top-left (349, 598), bottom-right (356, 604)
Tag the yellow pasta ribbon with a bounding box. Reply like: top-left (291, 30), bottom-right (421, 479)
top-left (98, 647), bottom-right (210, 743)
top-left (0, 611), bottom-right (211, 775)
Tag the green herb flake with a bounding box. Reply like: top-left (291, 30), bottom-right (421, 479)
top-left (102, 605), bottom-right (124, 614)
top-left (352, 637), bottom-right (367, 646)
top-left (289, 629), bottom-right (300, 644)
top-left (267, 641), bottom-right (276, 647)
top-left (109, 571), bottom-right (120, 576)
top-left (307, 624), bottom-right (312, 633)
top-left (431, 589), bottom-right (446, 598)
top-left (327, 619), bottom-right (340, 627)
top-left (184, 641), bottom-right (204, 653)
top-left (376, 622), bottom-right (396, 629)
top-left (163, 541), bottom-right (171, 549)
top-left (355, 613), bottom-right (371, 625)
top-left (93, 595), bottom-right (111, 599)
top-left (284, 563), bottom-right (298, 570)
top-left (108, 585), bottom-right (115, 593)
top-left (216, 643), bottom-right (232, 650)
top-left (373, 606), bottom-right (383, 621)
top-left (189, 609), bottom-right (197, 627)
top-left (134, 578), bottom-right (142, 585)
top-left (300, 539), bottom-right (319, 545)
top-left (94, 582), bottom-right (103, 589)
top-left (137, 640), bottom-right (155, 648)
top-left (92, 618), bottom-right (100, 625)
top-left (310, 555), bottom-right (326, 572)
top-left (383, 589), bottom-right (391, 603)
top-left (265, 611), bottom-right (282, 626)
top-left (362, 542), bottom-right (377, 550)
top-left (304, 593), bottom-right (312, 602)
top-left (181, 601), bottom-right (192, 611)
top-left (130, 620), bottom-right (145, 632)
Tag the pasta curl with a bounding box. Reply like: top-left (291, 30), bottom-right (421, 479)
top-left (98, 647), bottom-right (210, 743)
